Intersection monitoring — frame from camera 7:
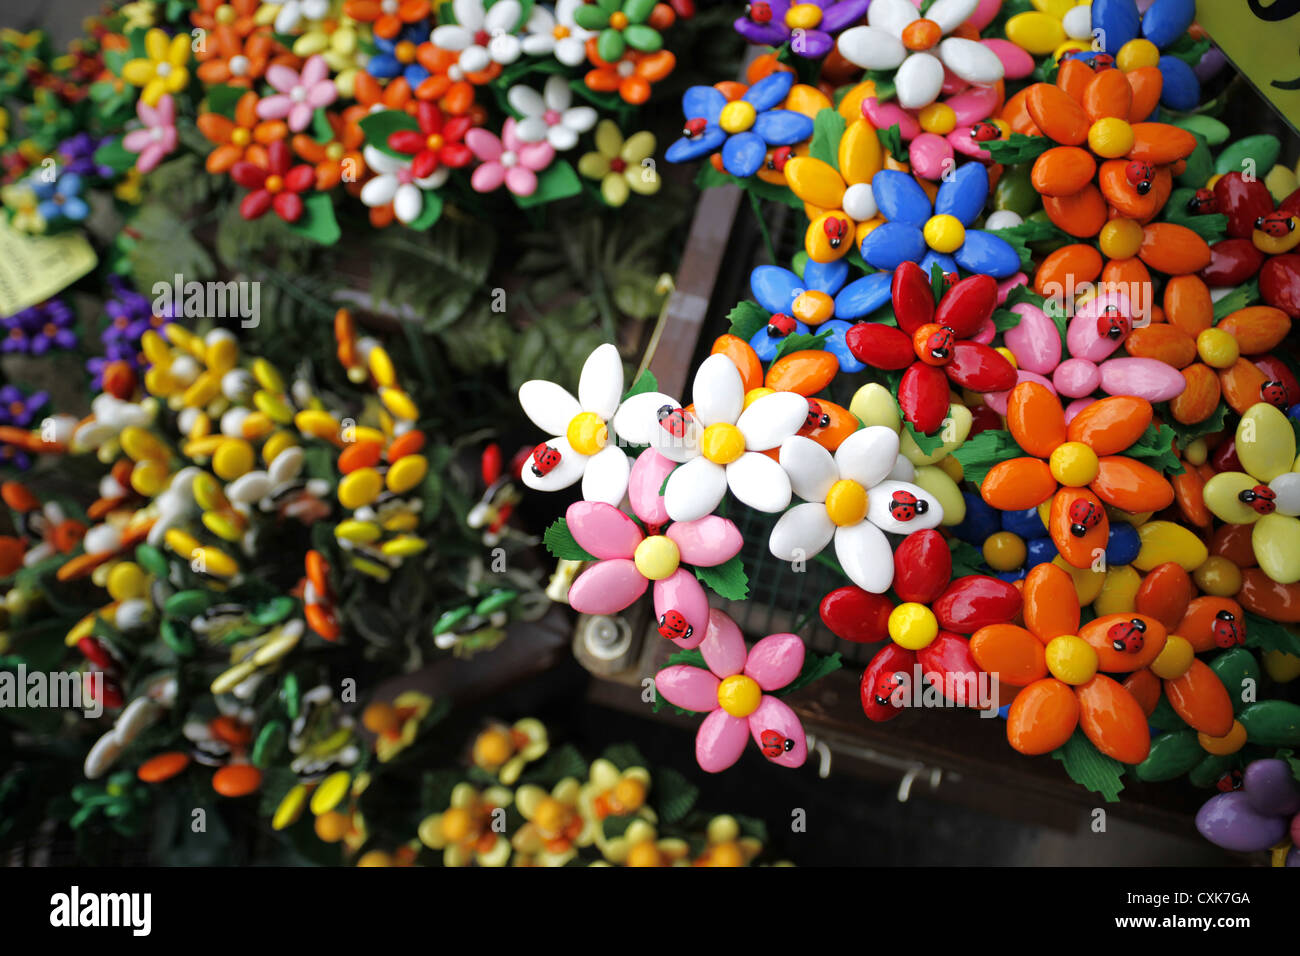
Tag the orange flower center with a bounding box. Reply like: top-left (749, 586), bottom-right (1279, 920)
top-left (265, 174), bottom-right (283, 193)
top-left (230, 127), bottom-right (251, 146)
top-left (609, 11), bottom-right (629, 29)
top-left (553, 25), bottom-right (570, 39)
top-left (425, 133), bottom-right (443, 150)
top-left (395, 40), bottom-right (416, 63)
top-left (902, 18), bottom-right (942, 51)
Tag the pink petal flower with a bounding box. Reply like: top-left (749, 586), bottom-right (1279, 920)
top-left (945, 85), bottom-right (998, 126)
top-left (748, 696), bottom-right (807, 768)
top-left (745, 632), bottom-right (805, 691)
top-left (137, 143), bottom-right (166, 173)
top-left (465, 127), bottom-right (502, 162)
top-left (699, 608), bottom-right (747, 679)
top-left (504, 165), bottom-right (538, 196)
top-left (257, 94), bottom-right (292, 120)
top-left (655, 664), bottom-right (719, 711)
top-left (565, 500), bottom-right (642, 559)
top-left (628, 448), bottom-right (674, 528)
top-left (653, 568), bottom-right (709, 649)
top-left (567, 558), bottom-right (647, 614)
top-left (863, 97), bottom-right (919, 140)
top-left (667, 515), bottom-right (742, 567)
top-left (502, 116), bottom-right (524, 151)
top-left (288, 101), bottom-right (314, 132)
top-left (306, 81), bottom-right (337, 109)
top-left (696, 709), bottom-right (749, 773)
top-left (471, 161), bottom-right (506, 192)
top-left (516, 140), bottom-right (554, 172)
top-left (122, 128), bottom-right (155, 152)
top-left (300, 54), bottom-right (329, 87)
top-left (266, 64), bottom-right (299, 94)
top-left (154, 93), bottom-right (175, 125)
top-left (137, 99), bottom-right (159, 127)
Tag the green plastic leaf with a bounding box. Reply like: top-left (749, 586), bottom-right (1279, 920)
top-left (653, 767), bottom-right (699, 825)
top-left (622, 368), bottom-right (658, 401)
top-left (984, 133), bottom-right (1051, 166)
top-left (543, 517), bottom-right (597, 561)
top-left (771, 328), bottom-right (830, 362)
top-left (1212, 279), bottom-right (1260, 322)
top-left (903, 418), bottom-right (947, 455)
top-left (358, 109), bottom-right (420, 158)
top-left (778, 650), bottom-right (842, 697)
top-left (1124, 424), bottom-right (1184, 475)
top-left (285, 193), bottom-right (341, 245)
top-left (949, 539), bottom-right (985, 578)
top-left (405, 191), bottom-right (443, 231)
top-left (514, 160), bottom-right (583, 209)
top-left (521, 743), bottom-right (588, 785)
top-left (1051, 730), bottom-right (1126, 803)
top-left (727, 300), bottom-right (770, 341)
top-left (878, 123), bottom-right (906, 163)
top-left (93, 136), bottom-right (138, 174)
top-left (694, 554), bottom-right (749, 601)
top-left (808, 108), bottom-right (846, 167)
top-left (1243, 611), bottom-right (1300, 658)
top-left (203, 84), bottom-right (245, 120)
top-left (950, 428), bottom-right (1023, 487)
top-left (1164, 188), bottom-right (1228, 243)
top-left (601, 742), bottom-right (649, 771)
top-left (989, 219), bottom-right (1071, 270)
top-left (310, 107), bottom-right (334, 144)
top-left (1165, 401), bottom-right (1229, 448)
top-left (694, 163), bottom-right (803, 209)
top-left (1164, 32), bottom-right (1211, 67)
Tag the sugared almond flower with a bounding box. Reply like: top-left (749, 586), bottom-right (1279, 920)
top-left (565, 490), bottom-right (743, 648)
top-left (518, 343), bottom-right (675, 504)
top-left (649, 353), bottom-right (808, 522)
top-left (122, 93), bottom-right (177, 174)
top-left (431, 0), bottom-right (526, 72)
top-left (655, 610), bottom-right (807, 773)
top-left (257, 55), bottom-right (338, 132)
top-left (770, 430), bottom-right (943, 594)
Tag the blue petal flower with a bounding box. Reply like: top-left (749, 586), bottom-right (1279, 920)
top-left (1156, 54), bottom-right (1199, 111)
top-left (802, 258), bottom-right (848, 295)
top-left (744, 70), bottom-right (795, 112)
top-left (61, 196), bottom-right (89, 221)
top-left (1092, 0), bottom-right (1141, 53)
top-left (665, 125), bottom-right (727, 163)
top-left (918, 250), bottom-right (958, 277)
top-left (683, 86), bottom-right (726, 123)
top-left (367, 54), bottom-right (402, 78)
top-left (871, 169), bottom-right (932, 227)
top-left (862, 221), bottom-right (926, 270)
top-left (934, 162), bottom-right (988, 226)
top-left (1141, 0), bottom-right (1195, 49)
top-left (722, 130), bottom-right (767, 178)
top-left (751, 265), bottom-right (802, 314)
top-left (822, 319), bottom-right (864, 373)
top-left (952, 230), bottom-right (1021, 278)
top-left (753, 109), bottom-right (814, 146)
top-left (749, 319), bottom-right (809, 362)
top-left (834, 271), bottom-right (893, 319)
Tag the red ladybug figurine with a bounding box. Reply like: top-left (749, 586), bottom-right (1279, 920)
top-left (746, 1), bottom-right (772, 23)
top-left (530, 443), bottom-right (562, 478)
top-left (1211, 609), bottom-right (1245, 648)
top-left (657, 404), bottom-right (690, 438)
top-left (766, 145), bottom-right (792, 172)
top-left (1109, 618), bottom-right (1147, 654)
top-left (1237, 484), bottom-right (1276, 515)
top-left (1261, 380), bottom-right (1290, 407)
top-left (804, 398), bottom-right (830, 431)
top-left (823, 216), bottom-right (849, 249)
top-left (1068, 498), bottom-right (1102, 537)
top-left (767, 312), bottom-right (796, 337)
top-left (1125, 160), bottom-right (1154, 195)
top-left (682, 117), bottom-right (707, 139)
top-left (888, 490), bottom-right (929, 522)
top-left (759, 729), bottom-right (795, 758)
top-left (1216, 769), bottom-right (1244, 792)
top-left (873, 671), bottom-right (908, 709)
top-left (1186, 187), bottom-right (1217, 215)
top-left (1255, 211), bottom-right (1295, 238)
top-left (657, 609), bottom-right (693, 641)
top-left (969, 120), bottom-right (1000, 142)
top-left (1096, 304), bottom-right (1130, 341)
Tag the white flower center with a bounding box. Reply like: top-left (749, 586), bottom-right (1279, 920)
top-left (291, 85), bottom-right (307, 102)
top-left (156, 62), bottom-right (172, 77)
top-left (617, 61), bottom-right (634, 77)
top-left (382, 0), bottom-right (398, 12)
top-left (229, 55), bottom-right (249, 76)
top-left (500, 151), bottom-right (517, 168)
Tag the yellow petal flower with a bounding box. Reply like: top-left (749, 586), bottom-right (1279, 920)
top-left (144, 27), bottom-right (169, 63)
top-left (122, 58), bottom-right (156, 85)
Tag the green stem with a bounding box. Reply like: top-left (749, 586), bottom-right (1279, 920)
top-left (749, 190), bottom-right (776, 265)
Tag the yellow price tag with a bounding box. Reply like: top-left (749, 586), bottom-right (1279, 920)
top-left (0, 219), bottom-right (98, 317)
top-left (1196, 0), bottom-right (1300, 135)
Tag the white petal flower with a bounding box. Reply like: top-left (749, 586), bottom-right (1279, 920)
top-left (508, 75), bottom-right (597, 152)
top-left (769, 428), bottom-right (943, 593)
top-left (518, 343), bottom-right (641, 504)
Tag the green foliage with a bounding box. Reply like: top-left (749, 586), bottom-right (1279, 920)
top-left (695, 554), bottom-right (750, 601)
top-left (1052, 731), bottom-right (1126, 803)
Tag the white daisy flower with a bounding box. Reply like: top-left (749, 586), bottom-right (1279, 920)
top-left (359, 145), bottom-right (448, 223)
top-left (648, 353), bottom-right (808, 522)
top-left (431, 0), bottom-right (525, 73)
top-left (508, 75), bottom-right (598, 152)
top-left (520, 0), bottom-right (595, 66)
top-left (769, 428), bottom-right (944, 593)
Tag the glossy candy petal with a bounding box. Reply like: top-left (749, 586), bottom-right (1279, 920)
top-left (746, 632), bottom-right (805, 691)
top-left (700, 608), bottom-right (748, 677)
top-left (695, 708), bottom-right (750, 772)
top-left (654, 569), bottom-right (711, 647)
top-left (748, 696), bottom-right (807, 768)
top-left (834, 519), bottom-right (895, 593)
top-left (667, 515), bottom-right (743, 567)
top-left (568, 558), bottom-right (649, 613)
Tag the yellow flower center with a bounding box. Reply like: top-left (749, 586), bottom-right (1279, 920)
top-left (215, 4), bottom-right (235, 24)
top-left (791, 289), bottom-right (835, 324)
top-left (633, 535), bottom-right (680, 581)
top-left (426, 133), bottom-right (444, 151)
top-left (785, 3), bottom-right (823, 29)
top-left (1048, 441), bottom-right (1099, 487)
top-left (395, 40), bottom-right (416, 63)
top-left (441, 807), bottom-right (473, 842)
top-left (553, 25), bottom-right (570, 39)
top-left (230, 127), bottom-right (250, 146)
top-left (700, 422), bottom-right (745, 465)
top-left (533, 796), bottom-right (568, 835)
top-left (609, 11), bottom-right (629, 30)
top-left (326, 142), bottom-right (345, 161)
top-left (717, 674), bottom-right (762, 717)
top-left (825, 478), bottom-right (868, 526)
top-left (719, 100), bottom-right (757, 134)
top-left (566, 411), bottom-right (608, 456)
top-left (923, 214), bottom-right (966, 254)
top-left (264, 174), bottom-right (283, 193)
